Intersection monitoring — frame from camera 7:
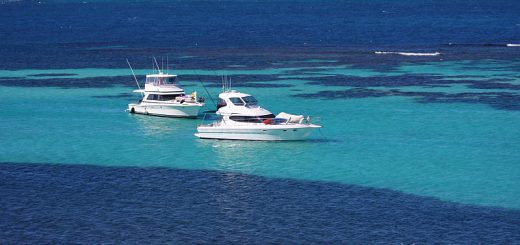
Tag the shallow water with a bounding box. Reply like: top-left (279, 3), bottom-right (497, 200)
top-left (1, 60), bottom-right (519, 209)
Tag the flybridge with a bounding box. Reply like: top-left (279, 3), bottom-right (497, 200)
top-left (145, 73), bottom-right (179, 86)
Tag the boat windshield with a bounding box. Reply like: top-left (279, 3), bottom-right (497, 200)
top-left (242, 96), bottom-right (258, 107)
top-left (229, 97), bottom-right (245, 106)
top-left (217, 98), bottom-right (227, 109)
top-left (146, 76), bottom-right (178, 86)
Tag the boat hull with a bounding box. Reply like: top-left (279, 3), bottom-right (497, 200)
top-left (128, 102), bottom-right (203, 118)
top-left (195, 124), bottom-right (321, 141)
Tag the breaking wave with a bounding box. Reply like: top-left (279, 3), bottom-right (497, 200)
top-left (374, 51), bottom-right (441, 56)
top-left (447, 43), bottom-right (520, 47)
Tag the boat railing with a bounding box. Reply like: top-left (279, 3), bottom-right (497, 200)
top-left (263, 118), bottom-right (288, 125)
top-left (198, 112), bottom-right (222, 127)
top-left (269, 115), bottom-right (320, 125)
top-left (305, 116), bottom-right (321, 125)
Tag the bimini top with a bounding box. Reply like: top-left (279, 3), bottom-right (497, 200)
top-left (218, 90), bottom-right (251, 100)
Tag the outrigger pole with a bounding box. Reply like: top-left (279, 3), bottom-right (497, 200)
top-left (126, 59), bottom-right (144, 98)
top-left (153, 57), bottom-right (161, 73)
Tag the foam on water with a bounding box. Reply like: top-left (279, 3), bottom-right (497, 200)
top-left (375, 51), bottom-right (441, 56)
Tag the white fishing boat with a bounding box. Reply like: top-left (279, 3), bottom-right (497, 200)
top-left (195, 90), bottom-right (321, 141)
top-left (127, 67), bottom-right (204, 118)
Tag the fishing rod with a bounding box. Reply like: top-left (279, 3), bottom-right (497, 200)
top-left (194, 72), bottom-right (217, 110)
top-left (126, 58), bottom-right (144, 98)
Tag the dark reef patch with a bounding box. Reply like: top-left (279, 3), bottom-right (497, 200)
top-left (416, 92), bottom-right (520, 111)
top-left (0, 73), bottom-right (292, 89)
top-left (0, 76), bottom-right (23, 80)
top-left (467, 81), bottom-right (520, 90)
top-left (181, 74), bottom-right (283, 84)
top-left (296, 88), bottom-right (393, 99)
top-left (206, 82), bottom-right (292, 88)
top-left (91, 93), bottom-right (134, 99)
top-left (0, 76), bottom-right (135, 88)
top-left (182, 74), bottom-right (293, 88)
top-left (304, 74), bottom-right (519, 89)
top-left (306, 74), bottom-right (443, 87)
top-left (1, 162), bottom-right (519, 243)
top-left (296, 74), bottom-right (520, 110)
top-left (294, 88), bottom-right (520, 111)
top-left (284, 67), bottom-right (335, 74)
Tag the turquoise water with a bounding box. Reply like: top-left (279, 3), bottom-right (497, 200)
top-left (1, 60), bottom-right (519, 209)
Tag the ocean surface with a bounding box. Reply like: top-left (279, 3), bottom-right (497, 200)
top-left (1, 0), bottom-right (520, 243)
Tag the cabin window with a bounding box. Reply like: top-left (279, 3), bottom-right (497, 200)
top-left (229, 116), bottom-right (263, 123)
top-left (158, 78), bottom-right (165, 85)
top-left (229, 114), bottom-right (275, 123)
top-left (229, 97), bottom-right (245, 106)
top-left (147, 94), bottom-right (159, 100)
top-left (259, 114), bottom-right (275, 119)
top-left (146, 77), bottom-right (166, 85)
top-left (217, 98), bottom-right (227, 109)
top-left (158, 94), bottom-right (180, 101)
top-left (242, 96), bottom-right (258, 106)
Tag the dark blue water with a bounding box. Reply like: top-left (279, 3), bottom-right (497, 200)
top-left (1, 162), bottom-right (519, 243)
top-left (3, 0), bottom-right (519, 47)
top-left (1, 0), bottom-right (519, 69)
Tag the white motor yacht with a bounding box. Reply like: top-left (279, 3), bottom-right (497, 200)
top-left (195, 90), bottom-right (321, 141)
top-left (127, 72), bottom-right (204, 118)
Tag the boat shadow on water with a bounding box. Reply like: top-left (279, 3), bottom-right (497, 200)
top-left (129, 113), bottom-right (192, 136)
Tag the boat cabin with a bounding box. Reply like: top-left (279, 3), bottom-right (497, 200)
top-left (217, 91), bottom-right (260, 109)
top-left (216, 90), bottom-right (277, 123)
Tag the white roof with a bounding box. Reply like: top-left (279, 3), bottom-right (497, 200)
top-left (218, 90), bottom-right (251, 100)
top-left (216, 90), bottom-right (273, 116)
top-left (146, 73), bottom-right (177, 78)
